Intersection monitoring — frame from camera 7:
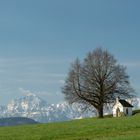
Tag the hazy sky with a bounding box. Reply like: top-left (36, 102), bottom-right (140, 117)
top-left (0, 0), bottom-right (140, 105)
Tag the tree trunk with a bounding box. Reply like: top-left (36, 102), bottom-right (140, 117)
top-left (97, 106), bottom-right (104, 118)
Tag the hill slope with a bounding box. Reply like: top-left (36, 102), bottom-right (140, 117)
top-left (0, 113), bottom-right (140, 140)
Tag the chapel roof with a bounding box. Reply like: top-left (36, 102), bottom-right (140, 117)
top-left (119, 99), bottom-right (133, 107)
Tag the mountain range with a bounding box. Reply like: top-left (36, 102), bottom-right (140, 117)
top-left (0, 93), bottom-right (94, 123)
top-left (0, 93), bottom-right (140, 123)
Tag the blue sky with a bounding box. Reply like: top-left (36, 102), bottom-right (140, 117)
top-left (0, 0), bottom-right (140, 105)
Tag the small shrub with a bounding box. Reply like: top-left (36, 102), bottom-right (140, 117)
top-left (118, 112), bottom-right (125, 117)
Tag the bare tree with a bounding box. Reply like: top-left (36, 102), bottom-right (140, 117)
top-left (62, 48), bottom-right (134, 118)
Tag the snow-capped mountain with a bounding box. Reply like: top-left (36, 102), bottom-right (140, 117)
top-left (0, 93), bottom-right (94, 123)
top-left (0, 94), bottom-right (140, 123)
top-left (6, 93), bottom-right (50, 122)
top-left (7, 93), bottom-right (48, 113)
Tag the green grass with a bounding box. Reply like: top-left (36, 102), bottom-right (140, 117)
top-left (0, 113), bottom-right (140, 140)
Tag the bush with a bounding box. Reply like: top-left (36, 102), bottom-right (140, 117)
top-left (118, 112), bottom-right (125, 117)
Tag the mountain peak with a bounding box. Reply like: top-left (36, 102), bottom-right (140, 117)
top-left (26, 92), bottom-right (37, 97)
top-left (7, 93), bottom-right (49, 113)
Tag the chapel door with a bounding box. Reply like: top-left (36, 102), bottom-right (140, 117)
top-left (116, 108), bottom-right (120, 117)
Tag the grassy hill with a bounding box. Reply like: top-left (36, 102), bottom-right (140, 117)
top-left (0, 113), bottom-right (140, 140)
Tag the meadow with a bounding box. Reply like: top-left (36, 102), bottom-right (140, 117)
top-left (0, 113), bottom-right (140, 140)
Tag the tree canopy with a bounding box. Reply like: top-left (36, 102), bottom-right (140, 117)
top-left (62, 48), bottom-right (134, 118)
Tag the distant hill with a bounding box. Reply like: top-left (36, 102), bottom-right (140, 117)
top-left (0, 117), bottom-right (38, 127)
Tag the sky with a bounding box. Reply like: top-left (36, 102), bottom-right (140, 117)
top-left (0, 0), bottom-right (140, 105)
